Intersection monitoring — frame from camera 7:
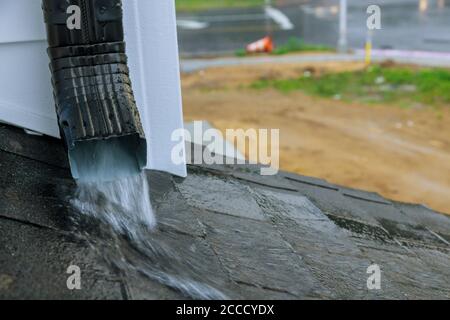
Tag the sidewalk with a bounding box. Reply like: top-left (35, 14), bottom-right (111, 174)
top-left (180, 50), bottom-right (450, 73)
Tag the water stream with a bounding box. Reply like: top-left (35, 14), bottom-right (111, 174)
top-left (70, 171), bottom-right (227, 299)
top-left (71, 173), bottom-right (156, 240)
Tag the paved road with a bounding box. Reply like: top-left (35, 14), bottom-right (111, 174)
top-left (177, 0), bottom-right (450, 56)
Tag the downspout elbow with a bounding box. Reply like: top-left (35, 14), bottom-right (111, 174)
top-left (42, 0), bottom-right (147, 182)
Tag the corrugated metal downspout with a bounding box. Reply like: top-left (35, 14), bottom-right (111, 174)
top-left (42, 0), bottom-right (147, 181)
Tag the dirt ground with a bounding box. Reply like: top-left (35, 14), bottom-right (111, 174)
top-left (181, 61), bottom-right (450, 215)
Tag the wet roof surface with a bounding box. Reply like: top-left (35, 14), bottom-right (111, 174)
top-left (0, 123), bottom-right (449, 299)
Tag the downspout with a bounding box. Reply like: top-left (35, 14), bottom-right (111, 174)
top-left (41, 0), bottom-right (147, 182)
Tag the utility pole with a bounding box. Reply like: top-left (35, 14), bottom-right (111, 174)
top-left (265, 0), bottom-right (273, 36)
top-left (338, 0), bottom-right (348, 53)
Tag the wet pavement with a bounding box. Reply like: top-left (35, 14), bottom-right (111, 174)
top-left (180, 51), bottom-right (450, 74)
top-left (1, 123), bottom-right (449, 299)
top-left (177, 0), bottom-right (450, 56)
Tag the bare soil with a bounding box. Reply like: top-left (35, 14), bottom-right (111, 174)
top-left (181, 61), bottom-right (450, 214)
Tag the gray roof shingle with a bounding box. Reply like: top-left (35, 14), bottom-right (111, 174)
top-left (0, 123), bottom-right (449, 300)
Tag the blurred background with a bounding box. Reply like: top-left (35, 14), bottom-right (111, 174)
top-left (175, 0), bottom-right (450, 215)
top-left (176, 0), bottom-right (450, 56)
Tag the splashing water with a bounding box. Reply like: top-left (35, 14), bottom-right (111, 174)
top-left (71, 172), bottom-right (156, 239)
top-left (67, 136), bottom-right (226, 299)
top-left (70, 172), bottom-right (227, 299)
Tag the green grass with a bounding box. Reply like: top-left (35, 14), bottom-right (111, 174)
top-left (250, 65), bottom-right (450, 108)
top-left (176, 0), bottom-right (265, 12)
top-left (235, 48), bottom-right (248, 57)
top-left (272, 37), bottom-right (332, 55)
top-left (235, 37), bottom-right (333, 57)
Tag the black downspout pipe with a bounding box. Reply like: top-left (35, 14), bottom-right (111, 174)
top-left (42, 0), bottom-right (147, 182)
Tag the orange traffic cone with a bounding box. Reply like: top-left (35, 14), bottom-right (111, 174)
top-left (246, 36), bottom-right (274, 54)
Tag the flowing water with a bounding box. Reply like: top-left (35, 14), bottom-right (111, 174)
top-left (71, 173), bottom-right (156, 240)
top-left (70, 171), bottom-right (227, 299)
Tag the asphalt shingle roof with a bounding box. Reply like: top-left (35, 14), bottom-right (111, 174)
top-left (0, 124), bottom-right (449, 299)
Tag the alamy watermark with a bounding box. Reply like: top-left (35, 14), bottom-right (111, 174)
top-left (66, 5), bottom-right (81, 30)
top-left (66, 265), bottom-right (81, 290)
top-left (367, 264), bottom-right (382, 290)
top-left (171, 121), bottom-right (280, 176)
top-left (367, 5), bottom-right (382, 30)
top-left (65, 263), bottom-right (382, 292)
